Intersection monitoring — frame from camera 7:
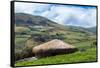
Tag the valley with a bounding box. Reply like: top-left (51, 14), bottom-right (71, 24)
top-left (15, 13), bottom-right (97, 66)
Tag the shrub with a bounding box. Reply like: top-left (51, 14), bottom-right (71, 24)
top-left (15, 47), bottom-right (34, 61)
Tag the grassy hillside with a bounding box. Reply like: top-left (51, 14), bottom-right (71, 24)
top-left (15, 41), bottom-right (97, 66)
top-left (15, 13), bottom-right (97, 66)
top-left (86, 27), bottom-right (96, 34)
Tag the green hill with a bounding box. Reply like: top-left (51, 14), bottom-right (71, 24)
top-left (15, 13), bottom-right (97, 65)
top-left (15, 13), bottom-right (61, 27)
top-left (86, 27), bottom-right (96, 34)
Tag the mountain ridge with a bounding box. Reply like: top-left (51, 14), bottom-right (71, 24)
top-left (15, 13), bottom-right (59, 27)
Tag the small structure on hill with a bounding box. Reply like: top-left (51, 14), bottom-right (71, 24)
top-left (32, 39), bottom-right (78, 58)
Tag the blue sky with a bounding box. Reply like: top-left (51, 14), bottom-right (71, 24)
top-left (15, 2), bottom-right (96, 28)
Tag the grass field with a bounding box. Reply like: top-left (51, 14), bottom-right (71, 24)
top-left (15, 41), bottom-right (97, 66)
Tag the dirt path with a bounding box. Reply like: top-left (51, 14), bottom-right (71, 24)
top-left (16, 57), bottom-right (37, 62)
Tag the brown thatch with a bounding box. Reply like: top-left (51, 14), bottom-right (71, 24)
top-left (32, 39), bottom-right (78, 58)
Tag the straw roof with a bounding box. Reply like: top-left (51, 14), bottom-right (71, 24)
top-left (32, 39), bottom-right (77, 57)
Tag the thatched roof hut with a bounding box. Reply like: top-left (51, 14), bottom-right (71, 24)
top-left (32, 39), bottom-right (78, 58)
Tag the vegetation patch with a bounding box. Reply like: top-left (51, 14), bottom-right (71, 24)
top-left (15, 47), bottom-right (96, 66)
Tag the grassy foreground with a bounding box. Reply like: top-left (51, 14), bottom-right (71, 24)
top-left (15, 46), bottom-right (97, 66)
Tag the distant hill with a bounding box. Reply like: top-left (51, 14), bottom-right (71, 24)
top-left (86, 27), bottom-right (96, 34)
top-left (66, 26), bottom-right (97, 34)
top-left (15, 13), bottom-right (59, 27)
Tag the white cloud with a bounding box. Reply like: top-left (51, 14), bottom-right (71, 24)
top-left (15, 2), bottom-right (52, 15)
top-left (41, 5), bottom-right (96, 27)
top-left (15, 2), bottom-right (35, 14)
top-left (15, 2), bottom-right (96, 28)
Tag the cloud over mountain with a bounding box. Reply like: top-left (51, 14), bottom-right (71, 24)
top-left (15, 2), bottom-right (96, 28)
